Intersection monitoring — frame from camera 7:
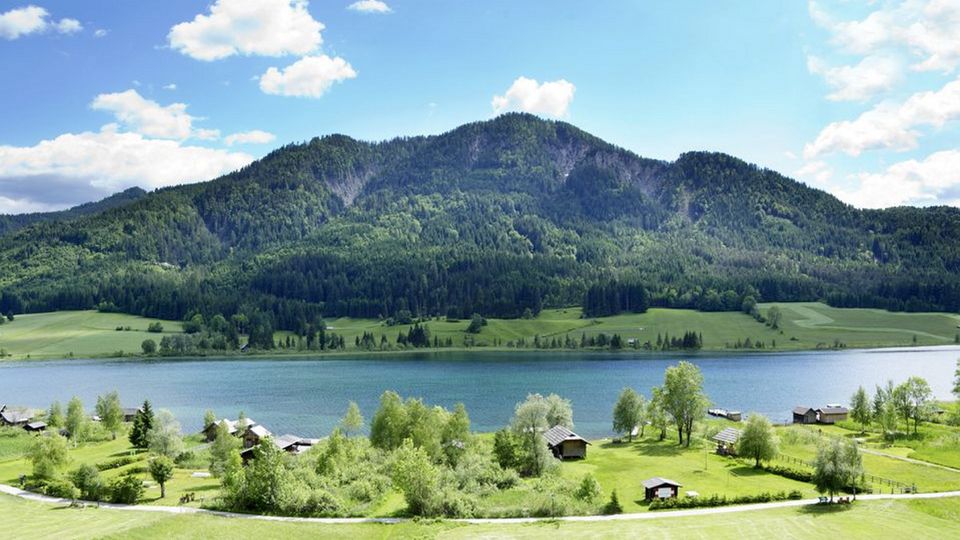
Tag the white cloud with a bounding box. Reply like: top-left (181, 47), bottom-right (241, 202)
top-left (91, 90), bottom-right (198, 140)
top-left (491, 77), bottom-right (576, 118)
top-left (168, 0), bottom-right (324, 61)
top-left (833, 150), bottom-right (960, 208)
top-left (0, 5), bottom-right (81, 39)
top-left (54, 18), bottom-right (81, 34)
top-left (0, 126), bottom-right (253, 208)
top-left (224, 130), bottom-right (276, 145)
top-left (806, 55), bottom-right (902, 102)
top-left (810, 0), bottom-right (960, 73)
top-left (163, 83), bottom-right (177, 91)
top-left (795, 160), bottom-right (834, 187)
top-left (259, 55), bottom-right (357, 98)
top-left (804, 77), bottom-right (960, 158)
top-left (93, 28), bottom-right (108, 38)
top-left (348, 1), bottom-right (392, 14)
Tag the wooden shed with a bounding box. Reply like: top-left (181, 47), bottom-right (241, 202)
top-left (792, 406), bottom-right (817, 424)
top-left (0, 407), bottom-right (31, 427)
top-left (243, 424), bottom-right (272, 449)
top-left (642, 477), bottom-right (682, 500)
top-left (24, 421), bottom-right (47, 433)
top-left (816, 406), bottom-right (849, 424)
top-left (543, 425), bottom-right (590, 460)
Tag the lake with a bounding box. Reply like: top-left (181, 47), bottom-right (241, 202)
top-left (0, 347), bottom-right (956, 439)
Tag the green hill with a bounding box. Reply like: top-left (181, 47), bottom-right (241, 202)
top-left (0, 114), bottom-right (958, 338)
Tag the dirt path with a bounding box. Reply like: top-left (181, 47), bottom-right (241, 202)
top-left (3, 483), bottom-right (960, 525)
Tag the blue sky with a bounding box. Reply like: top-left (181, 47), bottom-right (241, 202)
top-left (1, 0), bottom-right (959, 212)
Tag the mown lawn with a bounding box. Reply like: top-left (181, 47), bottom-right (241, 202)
top-left (0, 311), bottom-right (183, 360)
top-left (560, 434), bottom-right (817, 512)
top-left (1, 492), bottom-right (959, 539)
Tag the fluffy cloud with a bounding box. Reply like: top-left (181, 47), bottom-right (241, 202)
top-left (163, 83), bottom-right (177, 91)
top-left (348, 1), bottom-right (392, 14)
top-left (810, 0), bottom-right (960, 73)
top-left (259, 55), bottom-right (357, 98)
top-left (491, 77), bottom-right (576, 118)
top-left (0, 5), bottom-right (81, 39)
top-left (833, 150), bottom-right (960, 208)
top-left (795, 160), bottom-right (834, 187)
top-left (91, 90), bottom-right (199, 140)
top-left (0, 125), bottom-right (253, 210)
top-left (168, 0), bottom-right (324, 61)
top-left (804, 77), bottom-right (960, 158)
top-left (224, 130), bottom-right (276, 146)
top-left (806, 55), bottom-right (902, 102)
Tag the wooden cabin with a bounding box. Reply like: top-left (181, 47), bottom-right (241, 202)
top-left (24, 421), bottom-right (47, 433)
top-left (792, 406), bottom-right (817, 424)
top-left (816, 406), bottom-right (849, 424)
top-left (122, 407), bottom-right (142, 423)
top-left (543, 425), bottom-right (590, 459)
top-left (0, 407), bottom-right (31, 427)
top-left (203, 417), bottom-right (257, 442)
top-left (243, 424), bottom-right (272, 449)
top-left (642, 477), bottom-right (682, 500)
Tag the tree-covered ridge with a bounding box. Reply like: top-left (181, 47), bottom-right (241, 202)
top-left (1, 113), bottom-right (960, 332)
top-left (0, 187), bottom-right (147, 238)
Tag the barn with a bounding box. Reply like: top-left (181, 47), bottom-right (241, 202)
top-left (542, 425), bottom-right (590, 459)
top-left (642, 477), bottom-right (682, 500)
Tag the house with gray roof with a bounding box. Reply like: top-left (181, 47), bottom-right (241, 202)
top-left (542, 425), bottom-right (590, 459)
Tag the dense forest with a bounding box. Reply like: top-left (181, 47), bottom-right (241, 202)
top-left (1, 113), bottom-right (959, 337)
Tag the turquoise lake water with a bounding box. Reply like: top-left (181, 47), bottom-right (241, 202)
top-left (0, 347), bottom-right (956, 438)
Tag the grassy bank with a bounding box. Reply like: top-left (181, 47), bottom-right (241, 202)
top-left (1, 302), bottom-right (958, 360)
top-left (0, 492), bottom-right (958, 539)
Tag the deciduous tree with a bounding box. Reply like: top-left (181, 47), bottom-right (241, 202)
top-left (737, 414), bottom-right (778, 467)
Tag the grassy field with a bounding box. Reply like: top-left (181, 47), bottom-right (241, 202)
top-left (0, 492), bottom-right (958, 539)
top-left (0, 311), bottom-right (183, 360)
top-left (1, 302), bottom-right (957, 361)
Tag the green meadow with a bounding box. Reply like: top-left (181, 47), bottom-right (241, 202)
top-left (1, 302), bottom-right (958, 360)
top-left (0, 491), bottom-right (958, 539)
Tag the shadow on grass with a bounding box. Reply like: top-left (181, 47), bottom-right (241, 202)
top-left (795, 502), bottom-right (856, 516)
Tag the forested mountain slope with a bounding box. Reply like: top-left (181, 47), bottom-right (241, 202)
top-left (0, 187), bottom-right (146, 237)
top-left (0, 113), bottom-right (958, 331)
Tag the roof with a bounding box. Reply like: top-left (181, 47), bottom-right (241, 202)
top-left (25, 421), bottom-right (47, 430)
top-left (247, 424), bottom-right (271, 438)
top-left (122, 407), bottom-right (141, 416)
top-left (642, 477), bottom-right (682, 489)
top-left (207, 418), bottom-right (258, 434)
top-left (1, 409), bottom-right (32, 424)
top-left (713, 427), bottom-right (741, 444)
top-left (274, 434), bottom-right (302, 450)
top-left (793, 406), bottom-right (815, 415)
top-left (818, 407), bottom-right (849, 415)
top-left (542, 425), bottom-right (590, 448)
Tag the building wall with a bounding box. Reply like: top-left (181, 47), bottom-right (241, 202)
top-left (561, 440), bottom-right (586, 459)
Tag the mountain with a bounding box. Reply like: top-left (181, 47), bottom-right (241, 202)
top-left (0, 187), bottom-right (147, 237)
top-left (0, 113), bottom-right (958, 327)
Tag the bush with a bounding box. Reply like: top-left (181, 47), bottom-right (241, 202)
top-left (141, 339), bottom-right (157, 354)
top-left (70, 464), bottom-right (105, 501)
top-left (602, 489), bottom-right (623, 514)
top-left (109, 473), bottom-right (144, 504)
top-left (96, 455), bottom-right (139, 471)
top-left (649, 491), bottom-right (793, 510)
top-left (41, 478), bottom-right (80, 499)
top-left (531, 494), bottom-right (571, 517)
top-left (762, 464), bottom-right (813, 482)
top-left (147, 322), bottom-right (164, 333)
top-left (574, 474), bottom-right (602, 502)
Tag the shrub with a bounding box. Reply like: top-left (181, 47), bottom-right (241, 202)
top-left (531, 494), bottom-right (571, 517)
top-left (147, 322), bottom-right (164, 333)
top-left (649, 491), bottom-right (793, 510)
top-left (762, 464), bottom-right (813, 482)
top-left (96, 455), bottom-right (140, 471)
top-left (574, 474), bottom-right (602, 502)
top-left (70, 464), bottom-right (105, 501)
top-left (602, 489), bottom-right (623, 514)
top-left (109, 473), bottom-right (144, 504)
top-left (42, 478), bottom-right (80, 499)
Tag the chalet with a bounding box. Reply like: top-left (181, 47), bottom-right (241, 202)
top-left (240, 434), bottom-right (319, 463)
top-left (712, 427), bottom-right (741, 456)
top-left (122, 407), bottom-right (142, 423)
top-left (0, 407), bottom-right (32, 427)
top-left (816, 406), bottom-right (849, 424)
top-left (543, 425), bottom-right (590, 459)
top-left (203, 417), bottom-right (257, 442)
top-left (793, 406), bottom-right (817, 425)
top-left (243, 424), bottom-right (272, 449)
top-left (642, 477), bottom-right (682, 500)
top-left (24, 421), bottom-right (47, 433)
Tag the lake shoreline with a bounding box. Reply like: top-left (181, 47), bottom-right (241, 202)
top-left (3, 342), bottom-right (960, 364)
